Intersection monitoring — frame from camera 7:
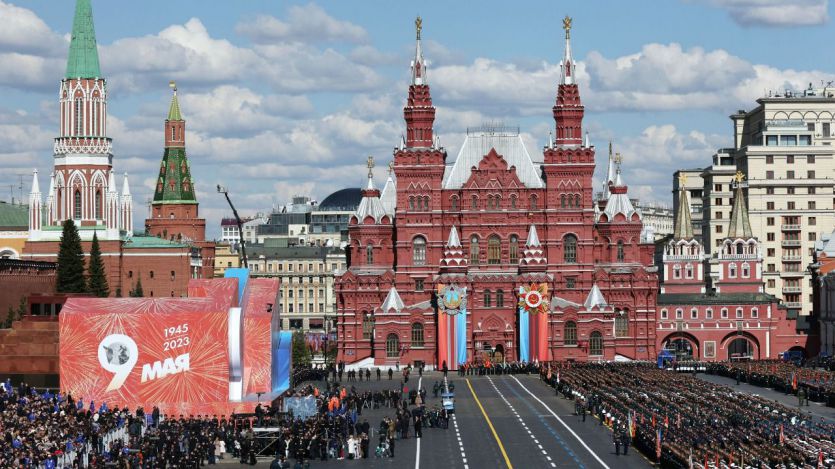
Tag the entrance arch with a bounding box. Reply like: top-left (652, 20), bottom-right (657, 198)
top-left (493, 343), bottom-right (505, 363)
top-left (661, 332), bottom-right (699, 360)
top-left (721, 332), bottom-right (760, 360)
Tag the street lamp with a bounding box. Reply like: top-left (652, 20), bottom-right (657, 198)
top-left (217, 184), bottom-right (248, 268)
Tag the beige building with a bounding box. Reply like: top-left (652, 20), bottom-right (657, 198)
top-left (672, 169), bottom-right (705, 243)
top-left (213, 243), bottom-right (240, 277)
top-left (700, 149), bottom-right (739, 256)
top-left (634, 201), bottom-right (674, 240)
top-left (727, 87), bottom-right (835, 316)
top-left (247, 245), bottom-right (345, 331)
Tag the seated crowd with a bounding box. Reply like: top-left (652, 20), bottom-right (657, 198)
top-left (543, 362), bottom-right (835, 469)
top-left (706, 361), bottom-right (835, 405)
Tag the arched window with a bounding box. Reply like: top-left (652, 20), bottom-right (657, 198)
top-left (424, 196), bottom-right (430, 210)
top-left (171, 126), bottom-right (176, 141)
top-left (673, 265), bottom-right (681, 279)
top-left (73, 189), bottom-right (82, 219)
top-left (510, 195), bottom-right (517, 209)
top-left (561, 194), bottom-right (567, 208)
top-left (685, 264), bottom-right (694, 279)
top-left (564, 235), bottom-right (577, 263)
top-left (706, 308), bottom-right (713, 319)
top-left (589, 331), bottom-right (603, 356)
top-left (409, 197), bottom-right (415, 211)
top-left (676, 309), bottom-right (683, 319)
top-left (742, 263), bottom-right (750, 278)
top-left (496, 289), bottom-right (504, 307)
top-left (614, 313), bottom-right (629, 338)
top-left (362, 313), bottom-right (373, 339)
top-left (451, 196), bottom-right (459, 211)
top-left (484, 289), bottom-right (492, 307)
top-left (470, 236), bottom-right (480, 264)
top-left (488, 235), bottom-right (501, 264)
top-left (729, 263), bottom-right (737, 278)
top-left (530, 194), bottom-right (538, 210)
top-left (412, 236), bottom-right (426, 265)
top-left (75, 98), bottom-right (83, 136)
top-left (411, 323), bottom-right (424, 347)
top-left (509, 235), bottom-right (519, 264)
top-left (386, 333), bottom-right (400, 358)
top-left (564, 321), bottom-right (577, 345)
top-left (736, 243), bottom-right (743, 255)
top-left (575, 194), bottom-right (581, 208)
top-left (616, 240), bottom-right (625, 262)
top-left (94, 190), bottom-right (102, 219)
top-left (471, 195), bottom-right (478, 209)
top-left (366, 244), bottom-right (374, 264)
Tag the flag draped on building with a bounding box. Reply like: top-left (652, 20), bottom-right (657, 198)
top-left (437, 285), bottom-right (468, 367)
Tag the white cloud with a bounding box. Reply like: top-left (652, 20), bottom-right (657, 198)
top-left (236, 4), bottom-right (368, 44)
top-left (0, 1), bottom-right (66, 56)
top-left (692, 0), bottom-right (829, 26)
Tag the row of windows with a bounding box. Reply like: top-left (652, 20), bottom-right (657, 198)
top-left (250, 263), bottom-right (342, 273)
top-left (283, 303), bottom-right (326, 313)
top-left (410, 234), bottom-right (579, 265)
top-left (764, 201), bottom-right (820, 210)
top-left (660, 307), bottom-right (758, 320)
top-left (763, 186), bottom-right (818, 195)
top-left (765, 154), bottom-right (816, 164)
top-left (765, 170), bottom-right (817, 179)
top-left (284, 288), bottom-right (326, 298)
top-left (447, 194), bottom-right (540, 211)
top-left (127, 270), bottom-right (175, 280)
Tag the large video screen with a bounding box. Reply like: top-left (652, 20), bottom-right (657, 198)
top-left (60, 298), bottom-right (230, 414)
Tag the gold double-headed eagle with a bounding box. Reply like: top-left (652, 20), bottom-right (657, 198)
top-left (563, 16), bottom-right (572, 38)
top-left (416, 16), bottom-right (422, 40)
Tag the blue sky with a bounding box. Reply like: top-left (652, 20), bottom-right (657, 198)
top-left (0, 0), bottom-right (832, 236)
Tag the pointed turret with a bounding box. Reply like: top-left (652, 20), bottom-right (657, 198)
top-left (154, 83), bottom-right (196, 205)
top-left (106, 171), bottom-right (119, 232)
top-left (66, 0), bottom-right (101, 78)
top-left (380, 163), bottom-right (396, 217)
top-left (520, 224), bottom-right (546, 267)
top-left (727, 171), bottom-right (753, 239)
top-left (583, 284), bottom-right (608, 310)
top-left (601, 154), bottom-right (639, 222)
top-left (353, 157), bottom-right (388, 224)
top-left (673, 175), bottom-right (694, 240)
top-left (552, 16), bottom-right (585, 147)
top-left (46, 173), bottom-right (55, 226)
top-left (28, 170), bottom-right (42, 234)
top-left (121, 172), bottom-right (131, 197)
top-left (441, 226), bottom-right (467, 271)
top-left (403, 16), bottom-right (435, 148)
top-left (120, 173), bottom-right (132, 233)
top-left (602, 141), bottom-right (616, 199)
top-left (380, 286), bottom-right (405, 313)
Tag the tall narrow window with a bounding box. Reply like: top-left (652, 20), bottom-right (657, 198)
top-left (616, 240), bottom-right (625, 262)
top-left (73, 189), bottom-right (82, 219)
top-left (75, 99), bottom-right (83, 136)
top-left (386, 334), bottom-right (400, 358)
top-left (411, 323), bottom-right (424, 347)
top-left (564, 235), bottom-right (577, 263)
top-left (470, 236), bottom-right (480, 264)
top-left (510, 195), bottom-right (517, 209)
top-left (412, 236), bottom-right (426, 265)
top-left (530, 195), bottom-right (538, 210)
top-left (614, 313), bottom-right (628, 338)
top-left (484, 290), bottom-right (492, 307)
top-left (451, 196), bottom-right (459, 211)
top-left (564, 321), bottom-right (577, 345)
top-left (471, 195), bottom-right (478, 209)
top-left (95, 190), bottom-right (102, 220)
top-left (488, 235), bottom-right (501, 264)
top-left (561, 194), bottom-right (567, 208)
top-left (496, 289), bottom-right (504, 307)
top-left (589, 331), bottom-right (603, 356)
top-left (366, 244), bottom-right (373, 264)
top-left (362, 313), bottom-right (373, 339)
top-left (509, 235), bottom-right (519, 264)
top-left (575, 194), bottom-right (581, 208)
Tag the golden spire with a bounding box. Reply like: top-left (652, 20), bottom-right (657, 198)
top-left (563, 15), bottom-right (572, 39)
top-left (614, 152), bottom-right (623, 166)
top-left (679, 173), bottom-right (687, 186)
top-left (734, 171), bottom-right (745, 183)
top-left (367, 155), bottom-right (375, 179)
top-left (415, 16), bottom-right (422, 40)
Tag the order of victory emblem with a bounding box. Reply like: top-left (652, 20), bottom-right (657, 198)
top-left (437, 284), bottom-right (467, 315)
top-left (517, 283), bottom-right (550, 314)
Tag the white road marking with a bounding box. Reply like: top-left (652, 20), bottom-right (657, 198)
top-left (448, 376), bottom-right (468, 469)
top-left (415, 375), bottom-right (423, 469)
top-left (510, 375), bottom-right (611, 469)
top-left (486, 376), bottom-right (555, 466)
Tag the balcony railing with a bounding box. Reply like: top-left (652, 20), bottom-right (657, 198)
top-left (781, 240), bottom-right (802, 247)
top-left (783, 302), bottom-right (803, 309)
top-left (782, 286), bottom-right (802, 294)
top-left (781, 224), bottom-right (801, 231)
top-left (780, 270), bottom-right (806, 277)
top-left (781, 255), bottom-right (802, 262)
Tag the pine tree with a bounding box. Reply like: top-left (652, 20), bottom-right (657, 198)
top-left (56, 219), bottom-right (86, 293)
top-left (291, 331), bottom-right (311, 367)
top-left (86, 232), bottom-right (110, 297)
top-left (130, 278), bottom-right (144, 297)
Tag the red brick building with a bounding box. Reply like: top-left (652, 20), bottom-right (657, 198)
top-left (657, 173), bottom-right (808, 360)
top-left (23, 0), bottom-right (211, 295)
top-left (335, 18), bottom-right (659, 368)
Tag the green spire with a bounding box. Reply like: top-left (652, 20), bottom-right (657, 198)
top-left (65, 0), bottom-right (102, 79)
top-left (153, 147), bottom-right (197, 205)
top-left (167, 81), bottom-right (183, 121)
top-left (673, 174), bottom-right (694, 240)
top-left (728, 171), bottom-right (753, 239)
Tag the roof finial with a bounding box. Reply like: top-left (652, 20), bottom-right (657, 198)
top-left (411, 16), bottom-right (427, 85)
top-left (387, 161), bottom-right (394, 176)
top-left (734, 170), bottom-right (745, 184)
top-left (367, 156), bottom-right (375, 179)
top-left (416, 16), bottom-right (422, 40)
top-left (169, 80), bottom-right (177, 94)
top-left (608, 140), bottom-right (612, 157)
top-left (614, 152), bottom-right (623, 169)
top-left (563, 15), bottom-right (572, 39)
top-left (559, 15), bottom-right (575, 85)
top-left (679, 172), bottom-right (688, 186)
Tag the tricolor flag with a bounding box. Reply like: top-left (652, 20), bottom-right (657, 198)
top-left (780, 424), bottom-right (785, 445)
top-left (655, 428), bottom-right (662, 462)
top-left (792, 372), bottom-right (798, 391)
top-left (818, 449), bottom-right (824, 469)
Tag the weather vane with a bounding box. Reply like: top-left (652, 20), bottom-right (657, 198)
top-left (416, 16), bottom-right (422, 40)
top-left (367, 156), bottom-right (375, 179)
top-left (563, 16), bottom-right (572, 39)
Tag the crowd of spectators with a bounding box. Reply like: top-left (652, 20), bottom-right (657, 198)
top-left (705, 360), bottom-right (835, 406)
top-left (543, 362), bottom-right (835, 468)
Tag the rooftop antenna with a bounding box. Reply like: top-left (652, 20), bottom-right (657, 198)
top-left (7, 184), bottom-right (14, 204)
top-left (16, 173), bottom-right (25, 204)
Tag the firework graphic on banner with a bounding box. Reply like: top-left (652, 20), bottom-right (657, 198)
top-left (517, 283), bottom-right (550, 314)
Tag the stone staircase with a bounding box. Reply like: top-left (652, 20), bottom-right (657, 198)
top-left (0, 318), bottom-right (59, 374)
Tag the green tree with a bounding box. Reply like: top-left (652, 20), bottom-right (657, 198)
top-left (86, 232), bottom-right (109, 297)
top-left (291, 331), bottom-right (311, 367)
top-left (130, 277), bottom-right (144, 297)
top-left (56, 219), bottom-right (86, 293)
